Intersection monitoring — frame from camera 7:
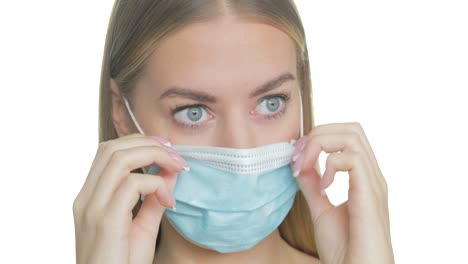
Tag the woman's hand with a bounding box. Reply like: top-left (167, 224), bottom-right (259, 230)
top-left (291, 122), bottom-right (394, 263)
top-left (72, 133), bottom-right (188, 264)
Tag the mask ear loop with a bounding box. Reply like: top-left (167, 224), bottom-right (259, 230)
top-left (122, 96), bottom-right (145, 135)
top-left (299, 89), bottom-right (304, 138)
top-left (121, 96), bottom-right (161, 180)
top-left (290, 89), bottom-right (304, 145)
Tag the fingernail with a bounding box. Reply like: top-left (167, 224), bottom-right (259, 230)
top-left (292, 152), bottom-right (305, 177)
top-left (171, 196), bottom-right (177, 211)
top-left (292, 151), bottom-right (301, 162)
top-left (293, 169), bottom-right (301, 178)
top-left (151, 136), bottom-right (172, 146)
top-left (159, 143), bottom-right (190, 171)
top-left (168, 150), bottom-right (190, 171)
top-left (292, 136), bottom-right (309, 160)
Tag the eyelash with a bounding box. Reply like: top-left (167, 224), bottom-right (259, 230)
top-left (169, 92), bottom-right (291, 130)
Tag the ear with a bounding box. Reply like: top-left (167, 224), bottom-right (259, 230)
top-left (110, 78), bottom-right (134, 137)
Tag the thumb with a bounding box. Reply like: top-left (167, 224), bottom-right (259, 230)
top-left (134, 192), bottom-right (167, 231)
top-left (293, 155), bottom-right (333, 223)
top-left (133, 164), bottom-right (179, 235)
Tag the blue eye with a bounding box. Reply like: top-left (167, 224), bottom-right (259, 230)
top-left (255, 96), bottom-right (284, 115)
top-left (173, 105), bottom-right (209, 125)
top-left (171, 92), bottom-right (291, 130)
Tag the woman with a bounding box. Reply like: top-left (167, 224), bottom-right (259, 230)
top-left (72, 0), bottom-right (394, 263)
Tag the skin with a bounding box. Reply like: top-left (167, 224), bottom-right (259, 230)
top-left (72, 16), bottom-right (394, 264)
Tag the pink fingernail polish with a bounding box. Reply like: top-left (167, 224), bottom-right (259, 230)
top-left (169, 151), bottom-right (190, 171)
top-left (292, 152), bottom-right (305, 177)
top-left (151, 136), bottom-right (172, 146)
top-left (162, 145), bottom-right (188, 169)
top-left (292, 136), bottom-right (309, 160)
top-left (171, 196), bottom-right (177, 211)
top-left (292, 150), bottom-right (302, 162)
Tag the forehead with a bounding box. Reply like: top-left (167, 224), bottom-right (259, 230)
top-left (143, 18), bottom-right (297, 96)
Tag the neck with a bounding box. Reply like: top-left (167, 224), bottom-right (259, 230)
top-left (153, 215), bottom-right (291, 264)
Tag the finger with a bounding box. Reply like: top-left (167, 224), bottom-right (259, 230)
top-left (103, 173), bottom-right (174, 230)
top-left (133, 144), bottom-right (182, 232)
top-left (324, 151), bottom-right (380, 214)
top-left (108, 173), bottom-right (174, 221)
top-left (74, 133), bottom-right (145, 218)
top-left (87, 145), bottom-right (184, 218)
top-left (320, 139), bottom-right (389, 238)
top-left (309, 122), bottom-right (387, 193)
top-left (293, 132), bottom-right (358, 175)
top-left (321, 150), bottom-right (375, 192)
top-left (319, 164), bottom-right (335, 194)
top-left (92, 133), bottom-right (145, 170)
top-left (295, 133), bottom-right (380, 195)
top-left (132, 192), bottom-right (167, 239)
top-left (77, 134), bottom-right (165, 208)
top-left (305, 124), bottom-right (392, 247)
top-left (324, 151), bottom-right (390, 250)
top-left (294, 164), bottom-right (334, 223)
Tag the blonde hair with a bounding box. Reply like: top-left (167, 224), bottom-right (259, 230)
top-left (98, 0), bottom-right (321, 258)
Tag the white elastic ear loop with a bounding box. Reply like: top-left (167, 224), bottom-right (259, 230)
top-left (122, 96), bottom-right (146, 135)
top-left (122, 96), bottom-right (151, 175)
top-left (299, 90), bottom-right (304, 137)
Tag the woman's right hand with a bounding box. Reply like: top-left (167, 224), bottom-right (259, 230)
top-left (72, 133), bottom-right (188, 264)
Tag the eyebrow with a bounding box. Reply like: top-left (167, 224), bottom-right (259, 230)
top-left (158, 72), bottom-right (296, 103)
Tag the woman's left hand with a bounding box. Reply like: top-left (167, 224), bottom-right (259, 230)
top-left (291, 122), bottom-right (394, 264)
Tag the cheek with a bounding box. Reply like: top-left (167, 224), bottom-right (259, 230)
top-left (141, 111), bottom-right (179, 139)
top-left (281, 108), bottom-right (302, 139)
top-left (284, 99), bottom-right (302, 139)
top-left (254, 102), bottom-right (301, 143)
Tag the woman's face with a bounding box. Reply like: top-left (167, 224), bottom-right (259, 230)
top-left (114, 18), bottom-right (301, 147)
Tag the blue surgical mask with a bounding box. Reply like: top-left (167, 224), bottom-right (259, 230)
top-left (122, 94), bottom-right (303, 253)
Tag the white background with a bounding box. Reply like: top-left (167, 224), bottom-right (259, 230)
top-left (0, 0), bottom-right (466, 263)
